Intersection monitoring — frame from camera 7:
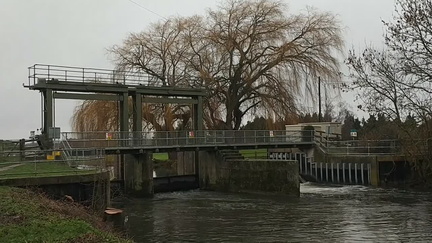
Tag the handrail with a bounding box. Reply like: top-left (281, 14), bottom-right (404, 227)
top-left (27, 64), bottom-right (163, 87)
top-left (60, 130), bottom-right (315, 149)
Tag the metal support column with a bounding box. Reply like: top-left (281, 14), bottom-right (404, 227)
top-left (132, 92), bottom-right (142, 145)
top-left (119, 92), bottom-right (129, 145)
top-left (42, 89), bottom-right (54, 135)
top-left (193, 96), bottom-right (203, 130)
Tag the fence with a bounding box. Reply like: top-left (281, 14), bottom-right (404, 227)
top-left (0, 148), bottom-right (106, 179)
top-left (314, 132), bottom-right (399, 155)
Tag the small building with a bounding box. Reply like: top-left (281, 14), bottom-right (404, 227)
top-left (285, 122), bottom-right (341, 140)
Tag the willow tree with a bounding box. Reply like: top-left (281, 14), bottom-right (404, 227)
top-left (73, 0), bottom-right (343, 131)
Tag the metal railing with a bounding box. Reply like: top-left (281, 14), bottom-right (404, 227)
top-left (27, 64), bottom-right (161, 87)
top-left (60, 130), bottom-right (315, 149)
top-left (314, 132), bottom-right (399, 156)
top-left (0, 148), bottom-right (106, 179)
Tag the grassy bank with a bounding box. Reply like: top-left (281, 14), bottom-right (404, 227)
top-left (0, 186), bottom-right (131, 243)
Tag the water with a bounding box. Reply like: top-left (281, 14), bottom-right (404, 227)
top-left (121, 184), bottom-right (432, 242)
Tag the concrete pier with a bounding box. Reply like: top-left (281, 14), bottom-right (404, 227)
top-left (199, 151), bottom-right (300, 196)
top-left (124, 153), bottom-right (153, 197)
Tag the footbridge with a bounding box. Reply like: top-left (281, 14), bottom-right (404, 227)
top-left (60, 130), bottom-right (315, 154)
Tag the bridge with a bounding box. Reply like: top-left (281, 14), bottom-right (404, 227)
top-left (7, 64), bottom-right (405, 197)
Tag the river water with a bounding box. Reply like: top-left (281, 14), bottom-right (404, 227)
top-left (121, 183), bottom-right (432, 242)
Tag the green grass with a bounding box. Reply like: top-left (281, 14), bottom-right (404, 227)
top-left (153, 153), bottom-right (169, 161)
top-left (240, 149), bottom-right (268, 159)
top-left (0, 186), bottom-right (130, 242)
top-left (0, 161), bottom-right (98, 179)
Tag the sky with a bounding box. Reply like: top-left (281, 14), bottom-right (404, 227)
top-left (0, 0), bottom-right (396, 139)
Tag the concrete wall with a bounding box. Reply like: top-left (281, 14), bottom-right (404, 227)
top-left (176, 151), bottom-right (196, 175)
top-left (123, 153), bottom-right (153, 197)
top-left (199, 151), bottom-right (299, 196)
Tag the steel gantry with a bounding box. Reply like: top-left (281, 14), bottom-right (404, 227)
top-left (24, 64), bottom-right (206, 145)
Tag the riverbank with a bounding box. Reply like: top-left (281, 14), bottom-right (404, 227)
top-left (0, 186), bottom-right (131, 242)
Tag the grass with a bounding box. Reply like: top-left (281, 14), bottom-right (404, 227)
top-left (0, 186), bottom-right (131, 243)
top-left (0, 161), bottom-right (99, 179)
top-left (240, 149), bottom-right (268, 159)
top-left (153, 153), bottom-right (169, 161)
top-left (152, 150), bottom-right (269, 161)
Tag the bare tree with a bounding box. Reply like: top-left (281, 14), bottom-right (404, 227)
top-left (347, 0), bottom-right (432, 183)
top-left (72, 0), bottom-right (343, 131)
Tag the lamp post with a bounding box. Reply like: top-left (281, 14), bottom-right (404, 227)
top-left (318, 76), bottom-right (322, 122)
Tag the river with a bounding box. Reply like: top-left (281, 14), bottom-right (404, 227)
top-left (120, 183), bottom-right (432, 242)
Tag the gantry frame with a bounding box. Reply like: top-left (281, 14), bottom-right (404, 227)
top-left (24, 64), bottom-right (206, 145)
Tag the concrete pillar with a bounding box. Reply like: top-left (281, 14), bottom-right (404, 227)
top-left (124, 153), bottom-right (153, 197)
top-left (361, 163), bottom-right (365, 185)
top-left (370, 159), bottom-right (380, 186)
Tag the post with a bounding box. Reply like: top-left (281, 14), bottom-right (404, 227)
top-left (320, 162), bottom-right (323, 182)
top-left (119, 92), bottom-right (129, 146)
top-left (331, 163), bottom-right (334, 182)
top-left (318, 76), bottom-right (322, 122)
top-left (325, 163), bottom-right (329, 182)
top-left (132, 92), bottom-right (142, 145)
top-left (342, 163), bottom-right (346, 183)
top-left (348, 163), bottom-right (352, 184)
top-left (336, 163), bottom-right (340, 183)
top-left (355, 163), bottom-right (358, 184)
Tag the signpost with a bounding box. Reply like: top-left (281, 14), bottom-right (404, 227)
top-left (350, 129), bottom-right (357, 139)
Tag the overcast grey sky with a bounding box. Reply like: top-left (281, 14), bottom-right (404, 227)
top-left (0, 0), bottom-right (395, 139)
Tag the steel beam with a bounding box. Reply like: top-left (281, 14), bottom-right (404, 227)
top-left (142, 97), bottom-right (198, 104)
top-left (27, 80), bottom-right (129, 93)
top-left (135, 86), bottom-right (206, 96)
top-left (53, 92), bottom-right (122, 101)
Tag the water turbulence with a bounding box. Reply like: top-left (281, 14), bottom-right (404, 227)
top-left (121, 184), bottom-right (432, 242)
